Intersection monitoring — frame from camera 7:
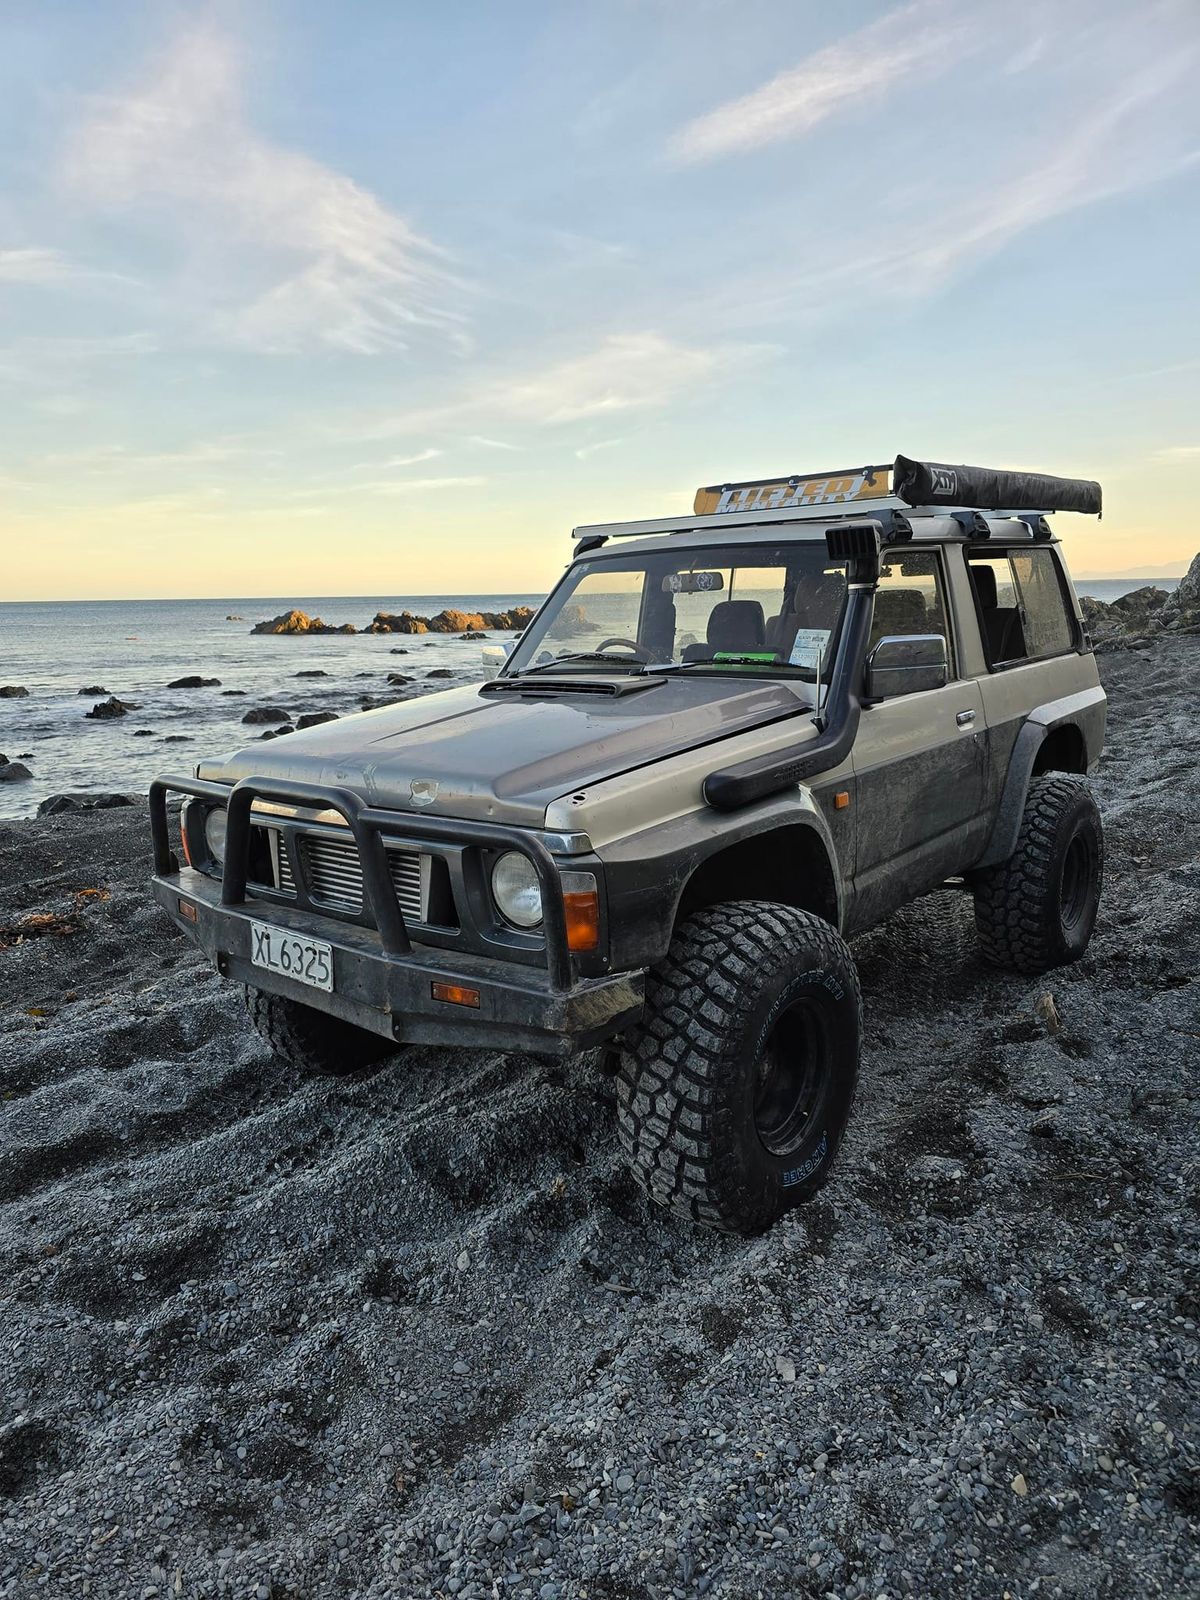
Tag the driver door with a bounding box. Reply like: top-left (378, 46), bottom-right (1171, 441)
top-left (848, 548), bottom-right (988, 929)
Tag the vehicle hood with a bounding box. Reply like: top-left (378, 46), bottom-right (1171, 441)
top-left (197, 675), bottom-right (810, 828)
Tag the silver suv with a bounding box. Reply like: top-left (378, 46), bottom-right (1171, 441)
top-left (151, 455), bottom-right (1106, 1234)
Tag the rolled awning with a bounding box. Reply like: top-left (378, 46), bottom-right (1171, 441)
top-left (893, 455), bottom-right (1101, 516)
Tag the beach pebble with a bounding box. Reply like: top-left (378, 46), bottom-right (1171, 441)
top-left (37, 791), bottom-right (136, 815)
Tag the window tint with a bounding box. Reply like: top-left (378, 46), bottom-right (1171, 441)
top-left (969, 549), bottom-right (1074, 666)
top-left (1010, 549), bottom-right (1075, 659)
top-left (869, 549), bottom-right (951, 664)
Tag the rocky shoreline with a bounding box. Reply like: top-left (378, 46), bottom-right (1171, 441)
top-left (251, 606), bottom-right (536, 637)
top-left (1079, 551), bottom-right (1200, 651)
top-left (0, 633), bottom-right (1196, 1598)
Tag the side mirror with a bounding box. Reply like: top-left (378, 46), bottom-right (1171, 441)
top-left (865, 634), bottom-right (948, 699)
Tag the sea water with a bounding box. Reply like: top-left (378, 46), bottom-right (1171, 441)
top-left (0, 595), bottom-right (538, 819)
top-left (0, 578), bottom-right (1178, 820)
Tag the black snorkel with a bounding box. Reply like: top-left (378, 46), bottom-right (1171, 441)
top-left (702, 521), bottom-right (882, 811)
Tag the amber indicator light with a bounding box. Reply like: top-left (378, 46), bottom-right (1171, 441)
top-left (431, 981), bottom-right (480, 1008)
top-left (833, 791), bottom-right (851, 810)
top-left (177, 898), bottom-right (198, 923)
top-left (563, 889), bottom-right (601, 953)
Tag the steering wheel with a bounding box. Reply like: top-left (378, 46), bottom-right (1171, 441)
top-left (594, 636), bottom-right (652, 661)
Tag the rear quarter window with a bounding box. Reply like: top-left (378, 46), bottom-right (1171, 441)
top-left (1010, 548), bottom-right (1076, 659)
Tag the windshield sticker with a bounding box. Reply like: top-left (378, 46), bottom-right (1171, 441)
top-left (788, 628), bottom-right (830, 671)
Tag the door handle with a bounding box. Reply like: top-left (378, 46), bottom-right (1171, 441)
top-left (956, 709), bottom-right (976, 727)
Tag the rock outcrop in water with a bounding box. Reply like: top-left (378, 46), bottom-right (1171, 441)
top-left (166, 675), bottom-right (221, 689)
top-left (242, 706), bottom-right (292, 724)
top-left (366, 606), bottom-right (535, 635)
top-left (84, 697), bottom-right (136, 720)
top-left (0, 685), bottom-right (29, 698)
top-left (0, 760), bottom-right (32, 783)
top-left (251, 610), bottom-right (357, 635)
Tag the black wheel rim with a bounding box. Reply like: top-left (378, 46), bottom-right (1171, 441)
top-left (1060, 832), bottom-right (1092, 932)
top-left (753, 997), bottom-right (832, 1158)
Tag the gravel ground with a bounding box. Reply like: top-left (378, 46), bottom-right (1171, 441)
top-left (1, 639), bottom-right (1197, 1600)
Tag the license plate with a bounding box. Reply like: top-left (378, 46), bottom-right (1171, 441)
top-left (248, 920), bottom-right (334, 992)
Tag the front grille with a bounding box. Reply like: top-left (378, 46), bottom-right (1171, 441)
top-left (298, 831), bottom-right (429, 922)
top-left (271, 829), bottom-right (295, 894)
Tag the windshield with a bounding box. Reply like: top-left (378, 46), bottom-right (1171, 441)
top-left (506, 542), bottom-right (848, 681)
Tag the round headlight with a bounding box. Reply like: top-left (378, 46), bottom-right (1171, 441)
top-left (491, 851), bottom-right (543, 928)
top-left (204, 807), bottom-right (228, 864)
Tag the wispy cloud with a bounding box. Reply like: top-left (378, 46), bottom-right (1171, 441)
top-left (465, 435), bottom-right (524, 452)
top-left (355, 330), bottom-right (761, 441)
top-left (0, 248), bottom-right (74, 284)
top-left (686, 28), bottom-right (1198, 335)
top-left (0, 246), bottom-right (139, 288)
top-left (1153, 445), bottom-right (1200, 462)
top-left (378, 448), bottom-right (442, 469)
top-left (575, 438), bottom-right (623, 460)
top-left (37, 439), bottom-right (260, 471)
top-left (870, 55), bottom-right (1198, 293)
top-left (353, 475), bottom-right (486, 495)
top-left (63, 20), bottom-right (463, 355)
top-left (667, 2), bottom-right (966, 164)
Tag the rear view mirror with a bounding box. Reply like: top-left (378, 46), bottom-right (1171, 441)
top-left (664, 571), bottom-right (724, 594)
top-left (865, 634), bottom-right (948, 699)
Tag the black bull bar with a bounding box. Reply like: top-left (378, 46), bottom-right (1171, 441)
top-left (149, 773), bottom-right (575, 992)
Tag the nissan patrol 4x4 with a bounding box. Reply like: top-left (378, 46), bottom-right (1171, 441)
top-left (151, 454), bottom-right (1106, 1234)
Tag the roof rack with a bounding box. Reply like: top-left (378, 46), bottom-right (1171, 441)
top-left (572, 454), bottom-right (1100, 543)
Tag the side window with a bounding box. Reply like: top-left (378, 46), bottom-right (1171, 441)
top-left (969, 550), bottom-right (1074, 666)
top-left (1010, 549), bottom-right (1076, 659)
top-left (869, 548), bottom-right (952, 670)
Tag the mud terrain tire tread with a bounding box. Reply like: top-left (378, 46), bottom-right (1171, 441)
top-left (243, 986), bottom-right (393, 1075)
top-left (973, 773), bottom-right (1103, 975)
top-left (617, 901), bottom-right (861, 1235)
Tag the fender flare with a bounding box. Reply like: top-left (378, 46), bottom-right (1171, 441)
top-left (974, 686), bottom-right (1106, 870)
top-left (598, 790), bottom-right (848, 970)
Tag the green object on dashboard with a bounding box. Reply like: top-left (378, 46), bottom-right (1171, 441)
top-left (712, 651), bottom-right (777, 663)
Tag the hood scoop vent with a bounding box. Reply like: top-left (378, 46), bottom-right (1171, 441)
top-left (479, 674), bottom-right (665, 699)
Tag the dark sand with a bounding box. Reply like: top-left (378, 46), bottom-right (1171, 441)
top-left (1, 639), bottom-right (1197, 1598)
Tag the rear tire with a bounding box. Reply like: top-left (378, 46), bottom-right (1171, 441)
top-left (617, 902), bottom-right (861, 1235)
top-left (973, 774), bottom-right (1103, 975)
top-left (243, 986), bottom-right (394, 1075)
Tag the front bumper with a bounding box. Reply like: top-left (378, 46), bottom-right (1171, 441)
top-left (154, 868), bottom-right (644, 1056)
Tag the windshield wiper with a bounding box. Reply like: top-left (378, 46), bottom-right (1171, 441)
top-left (514, 651), bottom-right (646, 676)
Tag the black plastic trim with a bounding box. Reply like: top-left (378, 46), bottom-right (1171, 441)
top-left (150, 774), bottom-right (574, 991)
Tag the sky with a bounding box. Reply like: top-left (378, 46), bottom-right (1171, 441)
top-left (1, 0), bottom-right (1198, 601)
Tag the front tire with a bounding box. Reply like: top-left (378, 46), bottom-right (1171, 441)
top-left (973, 773), bottom-right (1103, 974)
top-left (243, 986), bottom-right (394, 1074)
top-left (617, 902), bottom-right (861, 1235)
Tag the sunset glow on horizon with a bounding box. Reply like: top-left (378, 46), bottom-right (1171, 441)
top-left (2, 2), bottom-right (1197, 602)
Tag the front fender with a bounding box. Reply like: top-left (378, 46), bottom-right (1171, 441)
top-left (597, 790), bottom-right (847, 971)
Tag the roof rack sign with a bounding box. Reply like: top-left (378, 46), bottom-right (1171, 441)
top-left (694, 466), bottom-right (891, 516)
